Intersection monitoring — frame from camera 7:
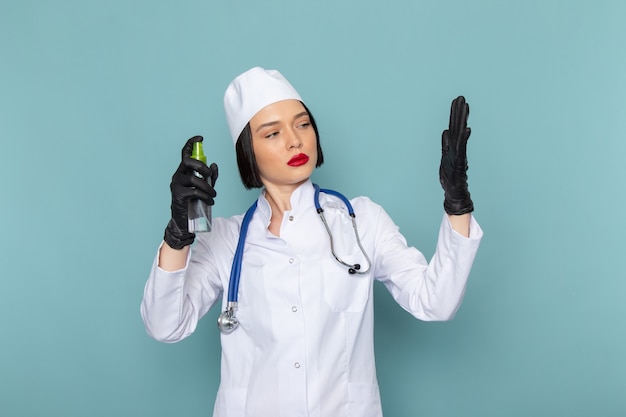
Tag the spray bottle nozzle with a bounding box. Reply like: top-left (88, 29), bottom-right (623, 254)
top-left (191, 141), bottom-right (207, 164)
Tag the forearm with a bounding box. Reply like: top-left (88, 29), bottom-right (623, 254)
top-left (158, 242), bottom-right (190, 271)
top-left (142, 243), bottom-right (209, 342)
top-left (141, 255), bottom-right (192, 342)
top-left (447, 213), bottom-right (470, 237)
top-left (417, 213), bottom-right (482, 320)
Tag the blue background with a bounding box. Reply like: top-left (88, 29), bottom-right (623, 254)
top-left (1, 1), bottom-right (625, 416)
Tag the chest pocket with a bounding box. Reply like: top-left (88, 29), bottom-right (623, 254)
top-left (322, 254), bottom-right (371, 312)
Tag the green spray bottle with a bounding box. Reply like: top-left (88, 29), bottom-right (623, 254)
top-left (188, 140), bottom-right (212, 233)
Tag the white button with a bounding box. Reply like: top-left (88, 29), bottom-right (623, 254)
top-left (289, 258), bottom-right (295, 264)
top-left (292, 306), bottom-right (298, 312)
top-left (294, 362), bottom-right (301, 369)
top-left (288, 215), bottom-right (294, 221)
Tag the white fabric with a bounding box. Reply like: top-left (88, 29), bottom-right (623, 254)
top-left (141, 180), bottom-right (483, 417)
top-left (224, 67), bottom-right (303, 145)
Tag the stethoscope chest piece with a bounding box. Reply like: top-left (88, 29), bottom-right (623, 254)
top-left (217, 304), bottom-right (239, 333)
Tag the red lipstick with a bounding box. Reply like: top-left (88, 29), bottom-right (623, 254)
top-left (288, 153), bottom-right (310, 167)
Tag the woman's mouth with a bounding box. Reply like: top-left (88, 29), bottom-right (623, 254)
top-left (288, 153), bottom-right (310, 167)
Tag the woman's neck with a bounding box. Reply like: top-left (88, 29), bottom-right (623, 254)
top-left (264, 184), bottom-right (295, 214)
top-left (263, 181), bottom-right (307, 235)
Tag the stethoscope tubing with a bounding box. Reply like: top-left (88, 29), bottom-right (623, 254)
top-left (313, 184), bottom-right (371, 275)
top-left (227, 200), bottom-right (257, 304)
top-left (314, 185), bottom-right (355, 215)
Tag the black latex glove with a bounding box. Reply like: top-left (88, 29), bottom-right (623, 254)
top-left (164, 136), bottom-right (218, 249)
top-left (439, 96), bottom-right (474, 215)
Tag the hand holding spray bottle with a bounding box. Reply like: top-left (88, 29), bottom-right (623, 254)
top-left (188, 140), bottom-right (212, 233)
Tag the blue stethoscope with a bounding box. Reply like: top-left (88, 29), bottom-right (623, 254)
top-left (217, 184), bottom-right (372, 333)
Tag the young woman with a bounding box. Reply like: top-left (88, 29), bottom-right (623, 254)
top-left (141, 67), bottom-right (483, 417)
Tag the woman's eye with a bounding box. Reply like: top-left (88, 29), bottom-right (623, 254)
top-left (298, 122), bottom-right (311, 129)
top-left (264, 131), bottom-right (278, 139)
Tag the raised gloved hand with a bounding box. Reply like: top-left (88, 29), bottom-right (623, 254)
top-left (439, 96), bottom-right (474, 215)
top-left (164, 136), bottom-right (218, 249)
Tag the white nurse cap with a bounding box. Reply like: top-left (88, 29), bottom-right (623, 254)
top-left (224, 67), bottom-right (303, 145)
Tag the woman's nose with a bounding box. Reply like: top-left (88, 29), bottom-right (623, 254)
top-left (286, 129), bottom-right (303, 149)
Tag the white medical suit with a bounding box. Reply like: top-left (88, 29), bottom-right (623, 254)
top-left (141, 180), bottom-right (483, 417)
